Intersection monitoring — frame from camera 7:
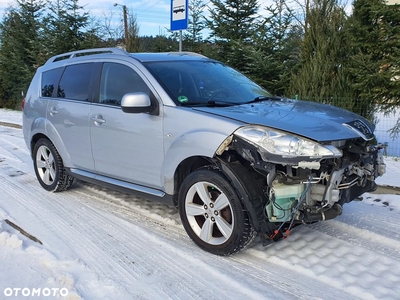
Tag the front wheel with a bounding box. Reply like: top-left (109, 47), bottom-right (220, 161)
top-left (33, 138), bottom-right (74, 192)
top-left (178, 169), bottom-right (255, 255)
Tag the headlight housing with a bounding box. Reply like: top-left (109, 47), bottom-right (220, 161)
top-left (235, 125), bottom-right (342, 161)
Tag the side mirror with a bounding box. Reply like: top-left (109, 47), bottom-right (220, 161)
top-left (121, 92), bottom-right (152, 114)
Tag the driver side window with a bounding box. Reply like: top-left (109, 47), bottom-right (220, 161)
top-left (99, 63), bottom-right (150, 106)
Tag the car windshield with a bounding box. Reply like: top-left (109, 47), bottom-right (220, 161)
top-left (144, 60), bottom-right (272, 106)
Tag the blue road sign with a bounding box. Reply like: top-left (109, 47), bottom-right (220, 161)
top-left (170, 0), bottom-right (188, 31)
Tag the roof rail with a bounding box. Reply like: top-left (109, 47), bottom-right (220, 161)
top-left (44, 48), bottom-right (130, 65)
top-left (166, 52), bottom-right (207, 58)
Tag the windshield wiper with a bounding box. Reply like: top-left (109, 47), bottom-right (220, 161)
top-left (246, 96), bottom-right (281, 104)
top-left (180, 100), bottom-right (238, 107)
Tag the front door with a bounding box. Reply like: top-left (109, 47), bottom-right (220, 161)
top-left (89, 62), bottom-right (164, 189)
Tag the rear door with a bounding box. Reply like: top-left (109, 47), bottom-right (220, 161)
top-left (47, 63), bottom-right (97, 171)
top-left (89, 61), bottom-right (164, 189)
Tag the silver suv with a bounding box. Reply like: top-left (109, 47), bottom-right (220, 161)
top-left (23, 48), bottom-right (386, 255)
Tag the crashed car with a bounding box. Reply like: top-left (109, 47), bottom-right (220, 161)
top-left (22, 48), bottom-right (386, 255)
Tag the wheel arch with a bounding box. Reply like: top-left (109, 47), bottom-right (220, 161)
top-left (172, 154), bottom-right (266, 232)
top-left (172, 156), bottom-right (215, 207)
top-left (213, 157), bottom-right (266, 232)
top-left (30, 133), bottom-right (49, 156)
top-left (29, 120), bottom-right (71, 167)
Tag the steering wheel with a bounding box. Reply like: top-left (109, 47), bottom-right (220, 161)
top-left (207, 90), bottom-right (229, 102)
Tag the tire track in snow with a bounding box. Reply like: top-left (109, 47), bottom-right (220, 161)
top-left (0, 128), bottom-right (27, 163)
top-left (307, 201), bottom-right (400, 261)
top-left (242, 225), bottom-right (400, 300)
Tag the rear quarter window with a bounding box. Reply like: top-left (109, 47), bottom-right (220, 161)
top-left (57, 63), bottom-right (95, 101)
top-left (41, 67), bottom-right (64, 97)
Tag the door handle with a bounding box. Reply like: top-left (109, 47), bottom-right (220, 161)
top-left (91, 115), bottom-right (106, 125)
top-left (48, 107), bottom-right (57, 116)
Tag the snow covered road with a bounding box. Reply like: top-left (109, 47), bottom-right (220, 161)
top-left (1, 111), bottom-right (400, 299)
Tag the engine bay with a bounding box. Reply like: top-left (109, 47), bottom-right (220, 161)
top-left (224, 135), bottom-right (386, 241)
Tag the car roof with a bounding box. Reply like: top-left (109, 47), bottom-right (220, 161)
top-left (130, 52), bottom-right (210, 63)
top-left (43, 48), bottom-right (211, 66)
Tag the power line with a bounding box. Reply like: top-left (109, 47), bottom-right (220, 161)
top-left (135, 0), bottom-right (166, 13)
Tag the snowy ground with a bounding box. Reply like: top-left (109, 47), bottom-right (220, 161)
top-left (1, 108), bottom-right (400, 300)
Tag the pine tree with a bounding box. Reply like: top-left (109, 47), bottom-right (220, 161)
top-left (0, 0), bottom-right (45, 109)
top-left (205, 0), bottom-right (260, 71)
top-left (246, 0), bottom-right (302, 95)
top-left (287, 0), bottom-right (352, 108)
top-left (346, 0), bottom-right (400, 120)
top-left (184, 0), bottom-right (206, 52)
top-left (42, 0), bottom-right (90, 55)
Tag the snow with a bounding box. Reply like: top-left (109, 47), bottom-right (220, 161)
top-left (1, 108), bottom-right (400, 300)
top-left (0, 109), bottom-right (22, 126)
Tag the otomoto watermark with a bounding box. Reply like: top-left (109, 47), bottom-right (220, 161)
top-left (3, 287), bottom-right (68, 297)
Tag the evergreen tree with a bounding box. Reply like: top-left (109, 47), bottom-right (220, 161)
top-left (246, 0), bottom-right (302, 95)
top-left (42, 0), bottom-right (91, 55)
top-left (205, 0), bottom-right (260, 71)
top-left (346, 0), bottom-right (400, 121)
top-left (0, 0), bottom-right (45, 109)
top-left (287, 0), bottom-right (353, 108)
top-left (152, 35), bottom-right (176, 52)
top-left (79, 17), bottom-right (104, 49)
top-left (184, 0), bottom-right (206, 51)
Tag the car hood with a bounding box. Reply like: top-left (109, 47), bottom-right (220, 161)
top-left (192, 99), bottom-right (375, 142)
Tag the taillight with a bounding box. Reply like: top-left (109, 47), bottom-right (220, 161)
top-left (21, 98), bottom-right (25, 110)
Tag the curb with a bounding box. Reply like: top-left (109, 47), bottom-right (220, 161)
top-left (374, 185), bottom-right (400, 195)
top-left (0, 121), bottom-right (22, 129)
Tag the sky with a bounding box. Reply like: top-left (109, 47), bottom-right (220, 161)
top-left (93, 0), bottom-right (173, 36)
top-left (0, 0), bottom-right (173, 36)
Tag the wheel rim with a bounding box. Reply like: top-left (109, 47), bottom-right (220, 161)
top-left (35, 145), bottom-right (56, 186)
top-left (185, 181), bottom-right (234, 245)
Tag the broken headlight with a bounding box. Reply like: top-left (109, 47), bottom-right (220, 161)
top-left (235, 125), bottom-right (342, 160)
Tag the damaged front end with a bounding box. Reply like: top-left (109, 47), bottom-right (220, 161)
top-left (219, 125), bottom-right (386, 243)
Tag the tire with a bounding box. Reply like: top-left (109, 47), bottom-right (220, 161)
top-left (32, 138), bottom-right (74, 192)
top-left (178, 168), bottom-right (256, 255)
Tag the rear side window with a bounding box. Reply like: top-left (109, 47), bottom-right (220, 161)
top-left (99, 63), bottom-right (150, 106)
top-left (57, 63), bottom-right (95, 101)
top-left (41, 68), bottom-right (64, 97)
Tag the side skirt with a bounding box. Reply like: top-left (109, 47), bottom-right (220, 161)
top-left (66, 168), bottom-right (174, 206)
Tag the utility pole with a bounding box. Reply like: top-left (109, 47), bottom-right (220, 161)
top-left (123, 5), bottom-right (129, 48)
top-left (179, 30), bottom-right (182, 52)
top-left (114, 3), bottom-right (129, 48)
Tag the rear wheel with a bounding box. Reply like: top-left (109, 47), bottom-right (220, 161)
top-left (33, 138), bottom-right (74, 192)
top-left (178, 168), bottom-right (255, 255)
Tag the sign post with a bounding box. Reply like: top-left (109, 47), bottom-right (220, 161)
top-left (170, 0), bottom-right (189, 52)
